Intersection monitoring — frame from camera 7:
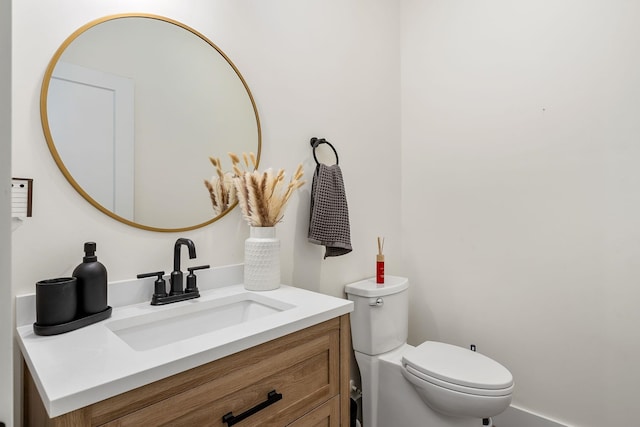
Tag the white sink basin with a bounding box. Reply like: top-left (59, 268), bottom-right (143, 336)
top-left (106, 292), bottom-right (295, 351)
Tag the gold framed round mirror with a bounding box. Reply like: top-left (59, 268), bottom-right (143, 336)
top-left (40, 13), bottom-right (261, 232)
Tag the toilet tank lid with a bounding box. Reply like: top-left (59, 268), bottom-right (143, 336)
top-left (344, 276), bottom-right (408, 297)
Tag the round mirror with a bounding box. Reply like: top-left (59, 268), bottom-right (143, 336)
top-left (40, 14), bottom-right (261, 232)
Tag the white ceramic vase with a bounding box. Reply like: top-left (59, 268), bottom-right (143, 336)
top-left (244, 226), bottom-right (280, 291)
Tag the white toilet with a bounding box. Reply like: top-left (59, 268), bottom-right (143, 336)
top-left (345, 276), bottom-right (514, 427)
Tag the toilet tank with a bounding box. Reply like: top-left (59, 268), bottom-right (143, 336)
top-left (344, 276), bottom-right (409, 355)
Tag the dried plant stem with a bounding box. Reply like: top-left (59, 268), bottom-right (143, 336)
top-left (228, 152), bottom-right (305, 227)
top-left (204, 156), bottom-right (238, 216)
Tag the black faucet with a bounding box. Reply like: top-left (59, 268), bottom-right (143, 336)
top-left (137, 238), bottom-right (209, 305)
top-left (171, 238), bottom-right (197, 295)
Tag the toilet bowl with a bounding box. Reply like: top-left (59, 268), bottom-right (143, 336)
top-left (345, 276), bottom-right (514, 427)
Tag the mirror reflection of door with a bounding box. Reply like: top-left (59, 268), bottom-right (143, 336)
top-left (48, 61), bottom-right (134, 219)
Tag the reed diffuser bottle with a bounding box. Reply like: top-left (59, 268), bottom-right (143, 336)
top-left (376, 237), bottom-right (385, 284)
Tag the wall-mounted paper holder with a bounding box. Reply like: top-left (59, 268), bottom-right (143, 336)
top-left (12, 177), bottom-right (33, 219)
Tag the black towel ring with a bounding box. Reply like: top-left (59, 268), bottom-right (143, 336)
top-left (310, 137), bottom-right (339, 165)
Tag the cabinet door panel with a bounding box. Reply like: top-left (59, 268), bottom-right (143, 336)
top-left (287, 396), bottom-right (340, 427)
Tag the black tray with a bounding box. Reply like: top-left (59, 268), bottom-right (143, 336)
top-left (33, 306), bottom-right (112, 336)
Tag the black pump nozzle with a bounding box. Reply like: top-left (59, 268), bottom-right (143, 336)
top-left (83, 242), bottom-right (97, 262)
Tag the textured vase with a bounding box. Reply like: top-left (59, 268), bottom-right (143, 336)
top-left (244, 226), bottom-right (280, 291)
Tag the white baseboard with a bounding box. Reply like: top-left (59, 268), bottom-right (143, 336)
top-left (493, 405), bottom-right (569, 427)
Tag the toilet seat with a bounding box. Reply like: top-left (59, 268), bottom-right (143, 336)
top-left (403, 365), bottom-right (513, 397)
top-left (402, 341), bottom-right (514, 397)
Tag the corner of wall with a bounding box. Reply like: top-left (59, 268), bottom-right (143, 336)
top-left (1, 0), bottom-right (14, 424)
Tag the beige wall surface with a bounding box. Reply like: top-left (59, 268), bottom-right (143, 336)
top-left (10, 3), bottom-right (400, 424)
top-left (401, 1), bottom-right (640, 426)
top-left (12, 0), bottom-right (401, 297)
top-left (13, 1), bottom-right (636, 426)
top-left (1, 0), bottom-right (13, 425)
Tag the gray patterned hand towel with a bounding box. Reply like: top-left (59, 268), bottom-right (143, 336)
top-left (308, 163), bottom-right (352, 258)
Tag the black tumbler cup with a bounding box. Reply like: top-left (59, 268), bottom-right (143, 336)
top-left (35, 277), bottom-right (78, 326)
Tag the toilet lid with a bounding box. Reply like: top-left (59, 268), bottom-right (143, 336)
top-left (402, 341), bottom-right (513, 390)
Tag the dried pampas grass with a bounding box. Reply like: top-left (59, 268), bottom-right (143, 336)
top-left (230, 152), bottom-right (305, 227)
top-left (204, 156), bottom-right (238, 216)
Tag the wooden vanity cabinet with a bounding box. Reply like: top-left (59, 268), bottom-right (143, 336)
top-left (24, 315), bottom-right (351, 427)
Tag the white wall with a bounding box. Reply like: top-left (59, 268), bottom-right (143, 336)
top-left (401, 1), bottom-right (640, 426)
top-left (19, 1), bottom-right (634, 426)
top-left (11, 0), bottom-right (401, 421)
top-left (1, 0), bottom-right (13, 424)
top-left (12, 0), bottom-right (401, 295)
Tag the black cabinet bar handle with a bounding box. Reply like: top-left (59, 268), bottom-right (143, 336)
top-left (222, 390), bottom-right (282, 426)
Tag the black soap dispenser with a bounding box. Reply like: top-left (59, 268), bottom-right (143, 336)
top-left (73, 242), bottom-right (108, 316)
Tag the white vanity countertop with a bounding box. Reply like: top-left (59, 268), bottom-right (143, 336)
top-left (16, 267), bottom-right (353, 418)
